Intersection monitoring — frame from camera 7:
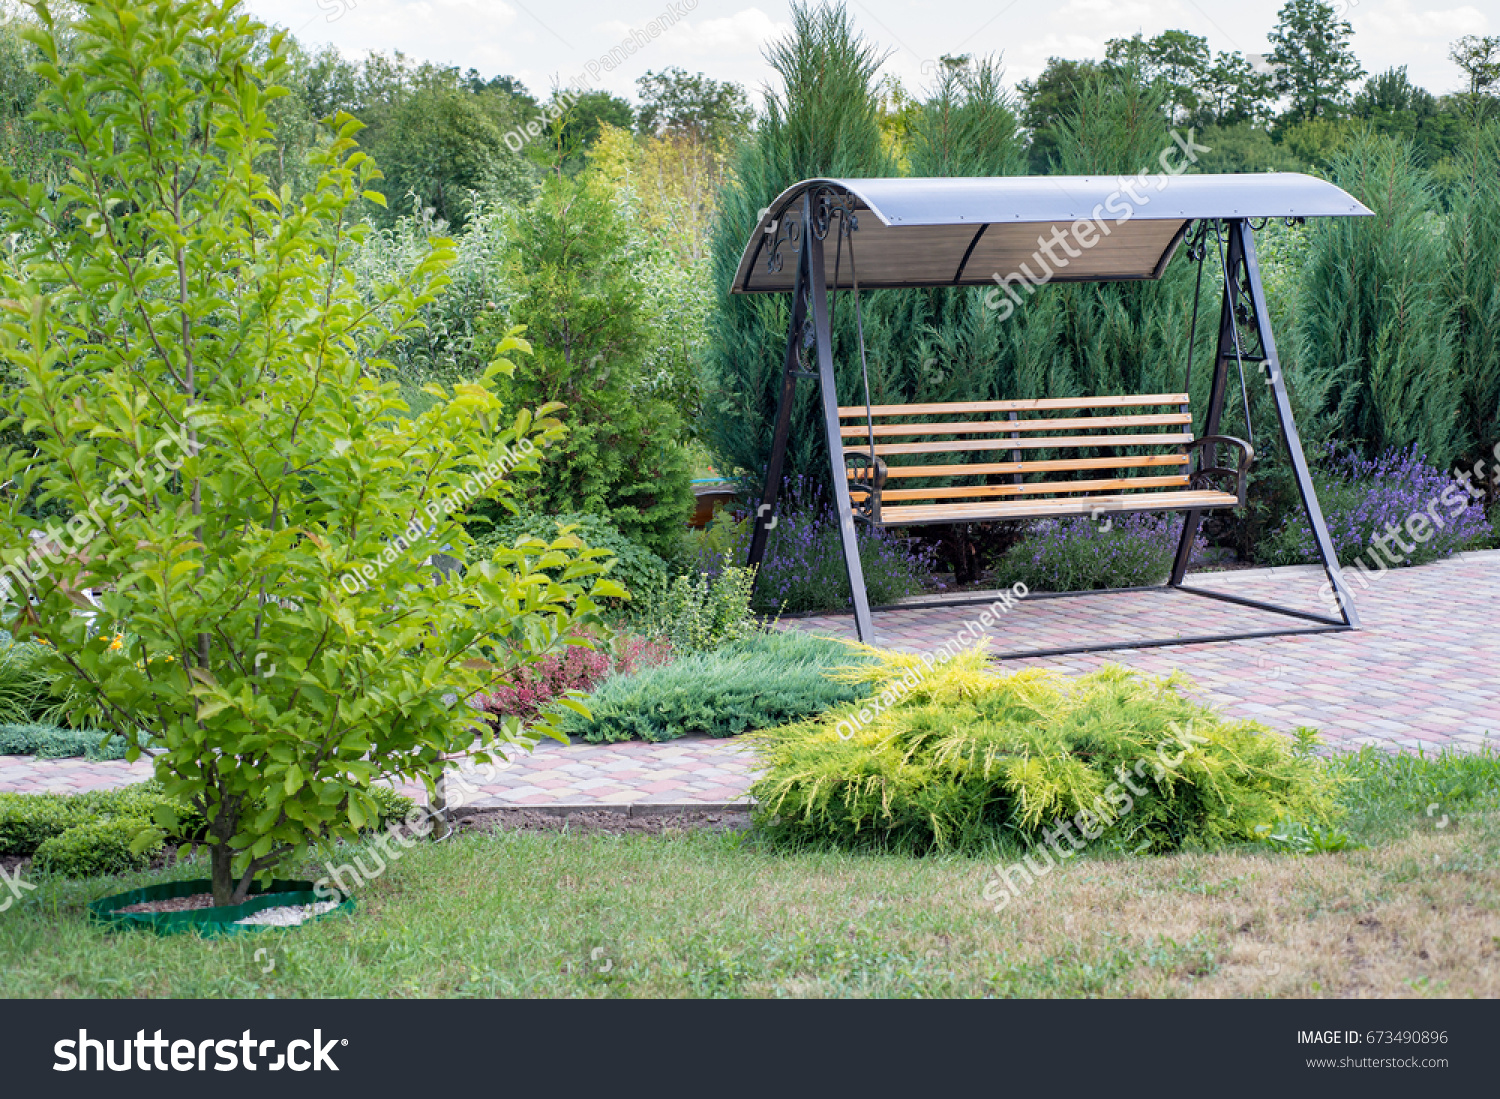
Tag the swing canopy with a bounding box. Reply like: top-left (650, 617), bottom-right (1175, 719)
top-left (732, 173), bottom-right (1371, 293)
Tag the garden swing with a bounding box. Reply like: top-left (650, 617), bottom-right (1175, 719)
top-left (732, 174), bottom-right (1372, 657)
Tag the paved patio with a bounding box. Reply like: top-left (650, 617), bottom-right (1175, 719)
top-left (783, 550), bottom-right (1500, 754)
top-left (1, 551), bottom-right (1495, 807)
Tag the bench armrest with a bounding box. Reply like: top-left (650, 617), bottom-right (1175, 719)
top-left (845, 452), bottom-right (889, 525)
top-left (1186, 434), bottom-right (1254, 505)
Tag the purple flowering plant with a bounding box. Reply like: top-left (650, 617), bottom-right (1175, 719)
top-left (686, 476), bottom-right (937, 613)
top-left (991, 512), bottom-right (1204, 592)
top-left (1261, 445), bottom-right (1490, 568)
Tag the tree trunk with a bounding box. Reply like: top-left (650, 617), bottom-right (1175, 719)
top-left (209, 842), bottom-right (235, 908)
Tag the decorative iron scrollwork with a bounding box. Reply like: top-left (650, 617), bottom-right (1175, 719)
top-left (765, 213), bottom-right (802, 274)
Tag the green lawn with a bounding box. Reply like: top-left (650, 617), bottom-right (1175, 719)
top-left (2, 748), bottom-right (1497, 998)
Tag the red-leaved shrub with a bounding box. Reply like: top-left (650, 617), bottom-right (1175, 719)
top-left (472, 632), bottom-right (671, 725)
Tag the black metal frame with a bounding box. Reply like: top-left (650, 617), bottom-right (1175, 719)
top-left (746, 205), bottom-right (1359, 658)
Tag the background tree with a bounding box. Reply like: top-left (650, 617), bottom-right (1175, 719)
top-left (545, 88), bottom-right (635, 176)
top-left (636, 66), bottom-right (753, 147)
top-left (0, 15), bottom-right (54, 183)
top-left (1017, 57), bottom-right (1099, 172)
top-left (503, 174), bottom-right (693, 557)
top-left (370, 83), bottom-right (531, 224)
top-left (1450, 34), bottom-right (1500, 97)
top-left (1267, 0), bottom-right (1365, 123)
top-left (1450, 34), bottom-right (1500, 122)
top-left (1200, 50), bottom-right (1276, 126)
top-left (1105, 30), bottom-right (1210, 122)
top-left (1350, 67), bottom-right (1464, 166)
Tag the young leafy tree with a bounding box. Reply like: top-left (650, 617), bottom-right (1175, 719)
top-left (1267, 0), bottom-right (1366, 123)
top-left (0, 0), bottom-right (619, 906)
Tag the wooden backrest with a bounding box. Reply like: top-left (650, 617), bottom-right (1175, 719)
top-left (838, 394), bottom-right (1195, 501)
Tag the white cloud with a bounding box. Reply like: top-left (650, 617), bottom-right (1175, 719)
top-left (1355, 0), bottom-right (1490, 93)
top-left (659, 8), bottom-right (789, 57)
top-left (244, 0), bottom-right (1486, 104)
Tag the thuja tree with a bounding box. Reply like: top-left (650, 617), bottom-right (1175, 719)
top-left (702, 0), bottom-right (895, 497)
top-left (1443, 121), bottom-right (1500, 477)
top-left (501, 172), bottom-right (693, 561)
top-left (0, 0), bottom-right (621, 905)
top-left (1291, 133), bottom-right (1461, 468)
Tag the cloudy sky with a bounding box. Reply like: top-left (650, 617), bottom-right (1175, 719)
top-left (243, 0), bottom-right (1494, 106)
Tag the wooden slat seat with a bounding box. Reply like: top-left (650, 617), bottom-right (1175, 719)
top-left (838, 393), bottom-right (1252, 527)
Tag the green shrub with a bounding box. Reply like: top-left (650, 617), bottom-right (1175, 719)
top-left (0, 784), bottom-right (200, 858)
top-left (0, 779), bottom-right (407, 862)
top-left (0, 722), bottom-right (146, 760)
top-left (76, 782), bottom-right (207, 841)
top-left (0, 792), bottom-right (90, 856)
top-left (751, 646), bottom-right (1341, 854)
top-left (471, 511), bottom-right (669, 606)
top-left (32, 818), bottom-right (162, 878)
top-left (368, 785), bottom-right (418, 829)
top-left (632, 562), bottom-right (760, 654)
top-left (564, 630), bottom-right (872, 743)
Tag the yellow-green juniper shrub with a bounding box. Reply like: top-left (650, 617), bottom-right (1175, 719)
top-left (751, 645), bottom-right (1341, 854)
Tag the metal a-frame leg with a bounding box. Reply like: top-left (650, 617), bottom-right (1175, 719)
top-left (745, 194), bottom-right (875, 642)
top-left (1237, 220), bottom-right (1359, 627)
top-left (1168, 217), bottom-right (1358, 631)
top-left (745, 209), bottom-right (809, 577)
top-left (807, 203), bottom-right (875, 642)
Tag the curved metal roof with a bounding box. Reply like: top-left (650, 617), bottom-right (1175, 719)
top-left (731, 173), bottom-right (1372, 294)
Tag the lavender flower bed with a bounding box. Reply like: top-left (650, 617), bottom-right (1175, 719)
top-left (1262, 446), bottom-right (1489, 568)
top-left (991, 513), bottom-right (1203, 592)
top-left (688, 477), bottom-right (937, 614)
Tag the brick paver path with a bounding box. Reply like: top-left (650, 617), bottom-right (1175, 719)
top-left (0, 735), bottom-right (758, 809)
top-left (3, 551), bottom-right (1494, 805)
top-left (783, 550), bottom-right (1500, 754)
